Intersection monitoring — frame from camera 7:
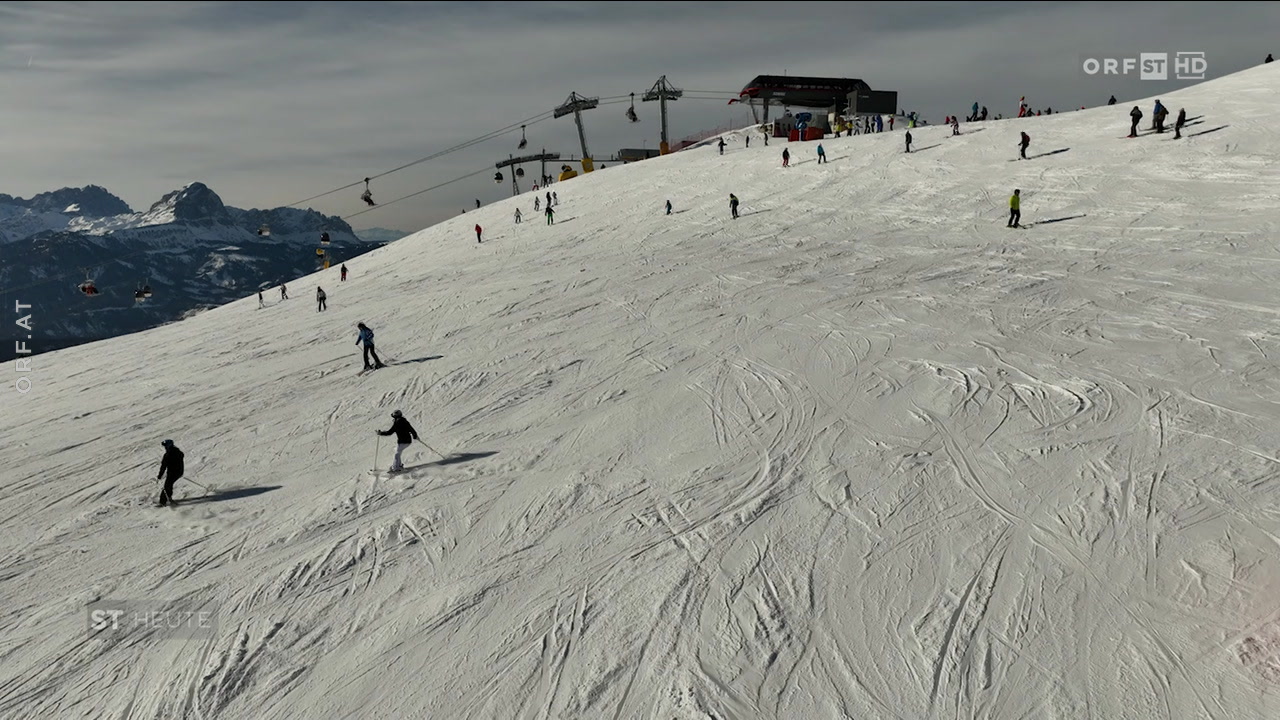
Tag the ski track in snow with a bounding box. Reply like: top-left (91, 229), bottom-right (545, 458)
top-left (4, 65), bottom-right (1280, 719)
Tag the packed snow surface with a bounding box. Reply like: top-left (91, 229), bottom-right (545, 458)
top-left (3, 65), bottom-right (1280, 719)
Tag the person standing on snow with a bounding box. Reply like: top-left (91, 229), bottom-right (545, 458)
top-left (340, 264), bottom-right (348, 282)
top-left (980, 106), bottom-right (988, 121)
top-left (888, 115), bottom-right (895, 131)
top-left (258, 290), bottom-right (264, 309)
top-left (816, 144), bottom-right (827, 164)
top-left (475, 224), bottom-right (483, 243)
top-left (475, 198), bottom-right (481, 209)
top-left (904, 130), bottom-right (913, 153)
top-left (1018, 131), bottom-right (1031, 159)
top-left (1128, 106), bottom-right (1143, 137)
top-left (1174, 108), bottom-right (1187, 139)
top-left (280, 284), bottom-right (288, 300)
top-left (952, 117), bottom-right (961, 136)
top-left (1108, 95), bottom-right (1117, 106)
top-left (1154, 101), bottom-right (1168, 133)
top-left (729, 193), bottom-right (740, 220)
top-left (875, 114), bottom-right (883, 132)
top-left (665, 200), bottom-right (672, 215)
top-left (781, 148), bottom-right (790, 167)
top-left (553, 191), bottom-right (558, 206)
top-left (1267, 54), bottom-right (1274, 64)
top-left (356, 322), bottom-right (386, 371)
top-left (156, 439), bottom-right (185, 506)
top-left (376, 410), bottom-right (419, 473)
top-left (514, 208), bottom-right (522, 224)
top-left (1008, 189), bottom-right (1021, 228)
top-left (316, 286), bottom-right (327, 312)
top-left (545, 190), bottom-right (552, 208)
top-left (545, 205), bottom-right (555, 225)
top-left (745, 136), bottom-right (751, 148)
top-left (718, 138), bottom-right (726, 155)
top-left (971, 101), bottom-right (979, 121)
top-left (534, 196), bottom-right (540, 212)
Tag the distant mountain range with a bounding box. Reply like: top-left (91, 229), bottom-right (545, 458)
top-left (0, 183), bottom-right (393, 358)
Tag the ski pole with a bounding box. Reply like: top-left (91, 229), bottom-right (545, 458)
top-left (374, 434), bottom-right (381, 472)
top-left (184, 477), bottom-right (210, 492)
top-left (417, 438), bottom-right (445, 458)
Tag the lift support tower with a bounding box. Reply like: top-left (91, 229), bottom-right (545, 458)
top-left (642, 75), bottom-right (683, 155)
top-left (496, 150), bottom-right (562, 196)
top-left (554, 92), bottom-right (599, 173)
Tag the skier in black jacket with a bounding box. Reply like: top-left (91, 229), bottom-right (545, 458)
top-left (377, 410), bottom-right (419, 472)
top-left (157, 439), bottom-right (184, 506)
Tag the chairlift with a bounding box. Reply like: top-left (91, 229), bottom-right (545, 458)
top-left (257, 223), bottom-right (271, 237)
top-left (134, 288), bottom-right (146, 302)
top-left (515, 167), bottom-right (525, 178)
top-left (361, 177), bottom-right (376, 206)
top-left (626, 93), bottom-right (639, 123)
top-left (494, 172), bottom-right (504, 184)
top-left (78, 269), bottom-right (100, 297)
top-left (142, 284), bottom-right (153, 298)
top-left (320, 231), bottom-right (331, 245)
top-left (518, 124), bottom-right (528, 150)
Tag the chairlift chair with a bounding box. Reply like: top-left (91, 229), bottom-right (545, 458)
top-left (320, 231), bottom-right (331, 245)
top-left (626, 93), bottom-right (639, 123)
top-left (494, 172), bottom-right (504, 184)
top-left (361, 177), bottom-right (376, 206)
top-left (78, 269), bottom-right (100, 296)
top-left (515, 167), bottom-right (525, 178)
top-left (257, 223), bottom-right (271, 237)
top-left (518, 124), bottom-right (528, 150)
top-left (142, 284), bottom-right (153, 298)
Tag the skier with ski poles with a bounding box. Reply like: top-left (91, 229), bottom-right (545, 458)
top-left (376, 410), bottom-right (419, 473)
top-left (356, 322), bottom-right (386, 371)
top-left (156, 439), bottom-right (185, 506)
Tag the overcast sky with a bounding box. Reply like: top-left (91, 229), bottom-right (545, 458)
top-left (1, 1), bottom-right (1276, 233)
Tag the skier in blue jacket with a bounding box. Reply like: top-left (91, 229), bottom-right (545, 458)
top-left (356, 322), bottom-right (386, 370)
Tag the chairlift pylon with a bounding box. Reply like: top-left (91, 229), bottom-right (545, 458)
top-left (518, 124), bottom-right (528, 150)
top-left (626, 92), bottom-right (639, 123)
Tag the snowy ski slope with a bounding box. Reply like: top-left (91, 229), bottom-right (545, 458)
top-left (3, 64), bottom-right (1280, 719)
